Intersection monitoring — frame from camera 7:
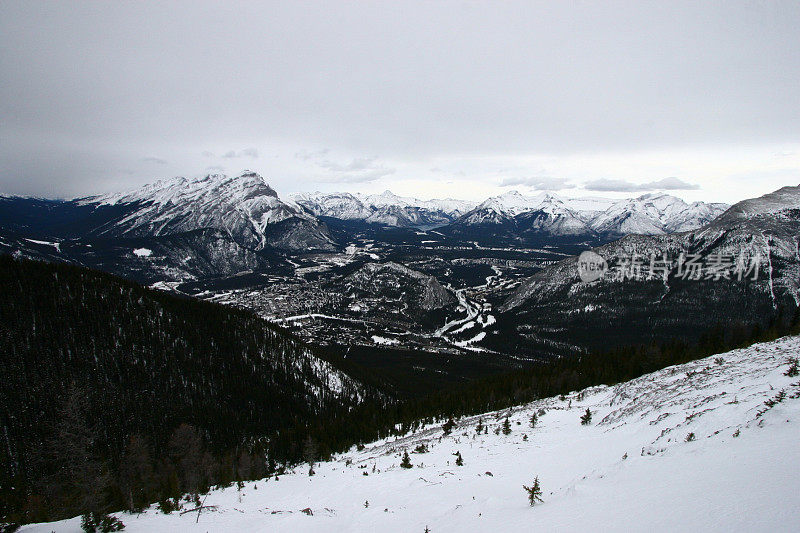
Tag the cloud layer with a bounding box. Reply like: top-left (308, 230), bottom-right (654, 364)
top-left (0, 2), bottom-right (798, 200)
top-left (584, 177), bottom-right (700, 192)
top-left (499, 176), bottom-right (574, 190)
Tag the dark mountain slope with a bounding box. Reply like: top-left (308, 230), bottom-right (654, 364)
top-left (0, 255), bottom-right (369, 521)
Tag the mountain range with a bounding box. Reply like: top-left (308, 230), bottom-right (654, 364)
top-left (484, 185), bottom-right (800, 357)
top-left (0, 172), bottom-right (729, 286)
top-left (294, 189), bottom-right (729, 238)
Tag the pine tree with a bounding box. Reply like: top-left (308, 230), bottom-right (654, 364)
top-left (303, 435), bottom-right (318, 476)
top-left (400, 451), bottom-right (413, 469)
top-left (502, 417), bottom-right (512, 435)
top-left (523, 477), bottom-right (544, 506)
top-left (454, 451), bottom-right (463, 466)
top-left (80, 511), bottom-right (125, 532)
top-left (580, 408), bottom-right (592, 425)
top-left (529, 413), bottom-right (537, 428)
top-left (785, 358), bottom-right (799, 377)
top-left (119, 435), bottom-right (156, 512)
top-left (167, 424), bottom-right (205, 495)
top-left (44, 386), bottom-right (113, 517)
top-left (442, 417), bottom-right (456, 435)
top-left (476, 418), bottom-right (484, 434)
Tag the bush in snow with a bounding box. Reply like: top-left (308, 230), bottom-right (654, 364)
top-left (454, 451), bottom-right (464, 466)
top-left (685, 432), bottom-right (696, 442)
top-left (580, 408), bottom-right (592, 425)
top-left (442, 417), bottom-right (456, 435)
top-left (157, 498), bottom-right (180, 514)
top-left (785, 358), bottom-right (799, 377)
top-left (400, 451), bottom-right (413, 469)
top-left (80, 512), bottom-right (124, 532)
top-left (523, 477), bottom-right (544, 506)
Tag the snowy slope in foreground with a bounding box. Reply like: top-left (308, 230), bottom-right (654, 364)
top-left (25, 336), bottom-right (800, 532)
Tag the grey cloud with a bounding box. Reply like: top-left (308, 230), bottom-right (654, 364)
top-left (317, 157), bottom-right (379, 172)
top-left (303, 152), bottom-right (396, 183)
top-left (0, 2), bottom-right (798, 196)
top-left (295, 149), bottom-right (330, 161)
top-left (584, 177), bottom-right (700, 192)
top-left (141, 156), bottom-right (168, 165)
top-left (327, 167), bottom-right (396, 183)
top-left (645, 177), bottom-right (701, 191)
top-left (222, 148), bottom-right (259, 159)
top-left (500, 176), bottom-right (574, 190)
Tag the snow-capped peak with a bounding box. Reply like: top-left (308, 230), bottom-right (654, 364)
top-left (715, 184), bottom-right (800, 224)
top-left (79, 171), bottom-right (279, 208)
top-left (291, 190), bottom-right (477, 227)
top-left (77, 172), bottom-right (334, 251)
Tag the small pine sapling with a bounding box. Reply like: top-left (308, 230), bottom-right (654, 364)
top-left (502, 417), bottom-right (512, 435)
top-left (523, 477), bottom-right (544, 506)
top-left (580, 408), bottom-right (592, 425)
top-left (454, 451), bottom-right (464, 466)
top-left (400, 451), bottom-right (413, 469)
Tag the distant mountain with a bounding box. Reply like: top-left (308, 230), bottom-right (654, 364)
top-left (77, 172), bottom-right (335, 251)
top-left (453, 192), bottom-right (594, 236)
top-left (712, 184), bottom-right (800, 224)
top-left (0, 172), bottom-right (340, 283)
top-left (1, 172), bottom-right (334, 253)
top-left (588, 193), bottom-right (729, 237)
top-left (292, 190), bottom-right (475, 227)
top-left (451, 190), bottom-right (728, 239)
top-left (486, 185), bottom-right (800, 357)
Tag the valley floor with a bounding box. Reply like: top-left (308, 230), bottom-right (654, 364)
top-left (24, 336), bottom-right (800, 532)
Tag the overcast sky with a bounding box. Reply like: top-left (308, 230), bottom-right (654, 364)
top-left (1, 1), bottom-right (798, 203)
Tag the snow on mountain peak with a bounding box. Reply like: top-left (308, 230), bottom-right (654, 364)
top-left (716, 184), bottom-right (800, 224)
top-left (291, 190), bottom-right (477, 227)
top-left (76, 173), bottom-right (334, 251)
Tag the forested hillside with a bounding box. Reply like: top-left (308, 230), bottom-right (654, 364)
top-left (0, 256), bottom-right (370, 523)
top-left (3, 255), bottom-right (798, 528)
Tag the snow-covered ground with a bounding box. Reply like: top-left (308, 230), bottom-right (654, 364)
top-left (24, 336), bottom-right (800, 532)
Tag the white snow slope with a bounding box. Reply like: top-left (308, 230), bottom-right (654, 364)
top-left (24, 335), bottom-right (800, 532)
